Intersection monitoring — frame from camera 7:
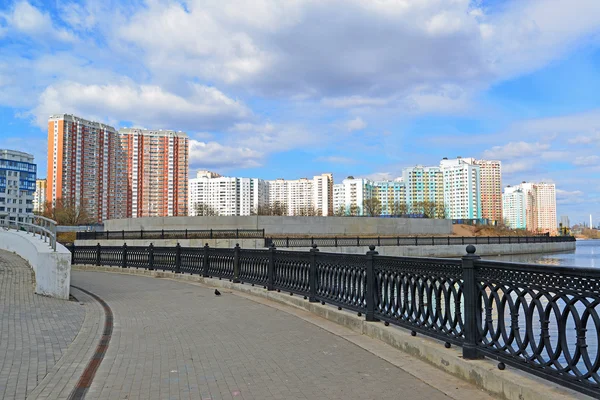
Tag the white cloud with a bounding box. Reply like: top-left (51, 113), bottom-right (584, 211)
top-left (32, 81), bottom-right (250, 130)
top-left (5, 1), bottom-right (76, 42)
top-left (189, 140), bottom-right (262, 170)
top-left (315, 156), bottom-right (356, 164)
top-left (345, 117), bottom-right (367, 132)
top-left (229, 122), bottom-right (322, 153)
top-left (482, 141), bottom-right (550, 160)
top-left (573, 155), bottom-right (600, 166)
top-left (322, 96), bottom-right (390, 108)
top-left (502, 160), bottom-right (537, 174)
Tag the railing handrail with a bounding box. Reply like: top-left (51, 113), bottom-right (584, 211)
top-left (266, 235), bottom-right (576, 247)
top-left (76, 228), bottom-right (266, 240)
top-left (0, 214), bottom-right (57, 251)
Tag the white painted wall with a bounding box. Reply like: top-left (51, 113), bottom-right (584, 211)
top-left (0, 229), bottom-right (71, 299)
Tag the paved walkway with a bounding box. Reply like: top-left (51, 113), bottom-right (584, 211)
top-left (0, 251), bottom-right (86, 399)
top-left (1, 250), bottom-right (494, 399)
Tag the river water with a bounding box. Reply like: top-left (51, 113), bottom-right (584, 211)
top-left (482, 239), bottom-right (600, 268)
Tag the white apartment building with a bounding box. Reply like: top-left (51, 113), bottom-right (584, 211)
top-left (33, 178), bottom-right (47, 213)
top-left (188, 170), bottom-right (267, 216)
top-left (502, 182), bottom-right (557, 234)
top-left (267, 174), bottom-right (333, 216)
top-left (0, 149), bottom-right (36, 223)
top-left (373, 180), bottom-right (406, 216)
top-left (440, 157), bottom-right (481, 219)
top-left (502, 186), bottom-right (526, 229)
top-left (333, 177), bottom-right (372, 216)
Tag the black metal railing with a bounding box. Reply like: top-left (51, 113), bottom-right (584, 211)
top-left (76, 229), bottom-right (265, 241)
top-left (69, 242), bottom-right (598, 397)
top-left (266, 235), bottom-right (576, 248)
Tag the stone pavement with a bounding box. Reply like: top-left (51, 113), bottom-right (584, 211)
top-left (70, 270), bottom-right (489, 400)
top-left (0, 250), bottom-right (86, 399)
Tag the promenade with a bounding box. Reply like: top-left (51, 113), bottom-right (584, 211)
top-left (0, 249), bottom-right (493, 400)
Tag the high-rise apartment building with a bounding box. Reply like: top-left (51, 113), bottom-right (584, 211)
top-left (333, 177), bottom-right (372, 216)
top-left (502, 186), bottom-right (526, 229)
top-left (33, 178), bottom-right (47, 213)
top-left (402, 166), bottom-right (443, 214)
top-left (440, 157), bottom-right (481, 219)
top-left (0, 149), bottom-right (36, 223)
top-left (119, 128), bottom-right (189, 218)
top-left (502, 182), bottom-right (557, 234)
top-left (534, 183), bottom-right (557, 234)
top-left (372, 180), bottom-right (406, 216)
top-left (474, 160), bottom-right (502, 222)
top-left (188, 170), bottom-right (267, 216)
top-left (267, 174), bottom-right (333, 216)
top-left (47, 114), bottom-right (124, 222)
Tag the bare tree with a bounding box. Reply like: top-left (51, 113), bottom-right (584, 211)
top-left (363, 198), bottom-right (382, 217)
top-left (334, 204), bottom-right (346, 217)
top-left (295, 206), bottom-right (319, 216)
top-left (194, 203), bottom-right (220, 216)
top-left (390, 201), bottom-right (408, 217)
top-left (348, 203), bottom-right (360, 216)
top-left (43, 198), bottom-right (95, 225)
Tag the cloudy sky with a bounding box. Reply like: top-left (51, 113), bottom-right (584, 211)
top-left (0, 0), bottom-right (599, 224)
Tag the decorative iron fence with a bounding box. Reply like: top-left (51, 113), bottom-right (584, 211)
top-left (76, 229), bottom-right (265, 241)
top-left (68, 242), bottom-right (598, 397)
top-left (266, 235), bottom-right (576, 248)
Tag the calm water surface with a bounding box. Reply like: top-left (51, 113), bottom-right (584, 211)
top-left (483, 239), bottom-right (600, 268)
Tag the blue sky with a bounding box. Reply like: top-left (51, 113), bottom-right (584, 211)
top-left (0, 0), bottom-right (600, 225)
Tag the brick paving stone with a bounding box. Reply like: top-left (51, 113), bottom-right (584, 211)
top-left (72, 270), bottom-right (454, 400)
top-left (0, 250), bottom-right (86, 400)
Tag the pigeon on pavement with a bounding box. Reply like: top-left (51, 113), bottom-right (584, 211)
top-left (214, 289), bottom-right (221, 296)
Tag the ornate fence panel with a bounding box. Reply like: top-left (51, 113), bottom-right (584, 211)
top-left (239, 249), bottom-right (270, 285)
top-left (98, 246), bottom-right (124, 267)
top-left (180, 247), bottom-right (205, 275)
top-left (127, 246), bottom-right (150, 269)
top-left (374, 256), bottom-right (465, 344)
top-left (207, 248), bottom-right (235, 278)
top-left (152, 247), bottom-right (177, 271)
top-left (315, 253), bottom-right (367, 312)
top-left (273, 251), bottom-right (311, 296)
top-left (474, 260), bottom-right (600, 396)
top-left (72, 245), bottom-right (97, 265)
top-left (268, 235), bottom-right (575, 248)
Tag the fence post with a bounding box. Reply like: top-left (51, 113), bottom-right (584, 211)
top-left (185, 229), bottom-right (188, 239)
top-left (236, 229), bottom-right (239, 239)
top-left (377, 236), bottom-right (380, 246)
top-left (140, 229), bottom-right (143, 240)
top-left (94, 231), bottom-right (97, 240)
top-left (161, 229), bottom-right (164, 239)
top-left (175, 243), bottom-right (181, 274)
top-left (365, 245), bottom-right (378, 322)
top-left (357, 236), bottom-right (360, 246)
top-left (286, 237), bottom-right (290, 248)
top-left (415, 236), bottom-right (418, 246)
top-left (267, 244), bottom-right (276, 291)
top-left (96, 243), bottom-right (101, 266)
top-left (309, 244), bottom-right (319, 302)
top-left (70, 243), bottom-right (75, 265)
top-left (462, 245), bottom-right (483, 360)
top-left (148, 243), bottom-right (154, 271)
top-left (233, 243), bottom-right (240, 283)
top-left (122, 243), bottom-right (128, 268)
top-left (122, 230), bottom-right (125, 240)
top-left (448, 236), bottom-right (450, 246)
top-left (210, 229), bottom-right (213, 239)
top-left (335, 237), bottom-right (338, 247)
top-left (106, 231), bottom-right (109, 240)
top-left (203, 243), bottom-right (210, 277)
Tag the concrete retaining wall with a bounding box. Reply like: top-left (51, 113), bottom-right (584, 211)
top-left (0, 230), bottom-right (71, 299)
top-left (103, 216), bottom-right (453, 236)
top-left (74, 238), bottom-right (576, 257)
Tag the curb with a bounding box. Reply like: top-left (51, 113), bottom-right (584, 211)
top-left (72, 265), bottom-right (591, 400)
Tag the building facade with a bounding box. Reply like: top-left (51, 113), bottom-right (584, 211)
top-left (0, 149), bottom-right (36, 223)
top-left (502, 186), bottom-right (526, 229)
top-left (474, 159), bottom-right (502, 222)
top-left (402, 166), bottom-right (443, 215)
top-left (47, 114), bottom-right (124, 222)
top-left (440, 157), bottom-right (481, 219)
top-left (188, 170), bottom-right (267, 216)
top-left (267, 174), bottom-right (333, 216)
top-left (33, 178), bottom-right (47, 213)
top-left (119, 128), bottom-right (189, 218)
top-left (503, 182), bottom-right (557, 234)
top-left (372, 180), bottom-right (406, 216)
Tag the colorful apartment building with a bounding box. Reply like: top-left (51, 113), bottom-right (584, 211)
top-left (119, 128), bottom-right (189, 218)
top-left (47, 114), bottom-right (125, 222)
